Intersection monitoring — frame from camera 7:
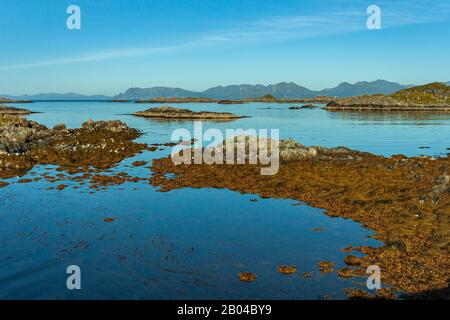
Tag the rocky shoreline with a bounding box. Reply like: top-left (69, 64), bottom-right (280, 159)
top-left (136, 97), bottom-right (217, 103)
top-left (0, 115), bottom-right (146, 179)
top-left (150, 139), bottom-right (450, 299)
top-left (325, 83), bottom-right (450, 111)
top-left (133, 106), bottom-right (244, 120)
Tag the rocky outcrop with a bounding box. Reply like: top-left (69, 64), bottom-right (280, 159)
top-left (0, 116), bottom-right (48, 154)
top-left (135, 97), bottom-right (217, 103)
top-left (133, 106), bottom-right (244, 120)
top-left (325, 83), bottom-right (450, 111)
top-left (0, 105), bottom-right (32, 115)
top-left (244, 94), bottom-right (279, 103)
top-left (289, 104), bottom-right (319, 110)
top-left (218, 100), bottom-right (245, 104)
top-left (0, 116), bottom-right (146, 179)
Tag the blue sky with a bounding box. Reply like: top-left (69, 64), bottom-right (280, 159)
top-left (0, 0), bottom-right (449, 95)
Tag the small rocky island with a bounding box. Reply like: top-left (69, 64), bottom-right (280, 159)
top-left (133, 106), bottom-right (244, 120)
top-left (218, 99), bottom-right (245, 105)
top-left (0, 97), bottom-right (33, 103)
top-left (136, 97), bottom-right (217, 103)
top-left (289, 104), bottom-right (319, 110)
top-left (0, 105), bottom-right (32, 115)
top-left (325, 82), bottom-right (450, 111)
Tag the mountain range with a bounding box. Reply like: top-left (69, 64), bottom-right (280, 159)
top-left (0, 92), bottom-right (111, 101)
top-left (4, 80), bottom-right (449, 101)
top-left (114, 80), bottom-right (414, 100)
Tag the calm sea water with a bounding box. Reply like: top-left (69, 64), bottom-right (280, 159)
top-left (1, 101), bottom-right (449, 299)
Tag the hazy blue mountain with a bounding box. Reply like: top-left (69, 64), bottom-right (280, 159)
top-left (114, 87), bottom-right (199, 100)
top-left (320, 80), bottom-right (413, 97)
top-left (201, 82), bottom-right (316, 99)
top-left (1, 93), bottom-right (111, 100)
top-left (114, 80), bottom-right (412, 100)
top-left (446, 81), bottom-right (450, 86)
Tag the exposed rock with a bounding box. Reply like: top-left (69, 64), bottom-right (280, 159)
top-left (132, 161), bottom-right (148, 167)
top-left (0, 115), bottom-right (48, 154)
top-left (277, 265), bottom-right (297, 274)
top-left (244, 94), bottom-right (279, 103)
top-left (133, 106), bottom-right (243, 120)
top-left (337, 267), bottom-right (355, 279)
top-left (238, 272), bottom-right (257, 282)
top-left (0, 116), bottom-right (146, 179)
top-left (81, 119), bottom-right (132, 132)
top-left (218, 100), bottom-right (245, 104)
top-left (135, 97), bottom-right (217, 103)
top-left (325, 82), bottom-right (450, 111)
top-left (318, 261), bottom-right (335, 273)
top-left (53, 123), bottom-right (67, 131)
top-left (344, 255), bottom-right (363, 266)
top-left (289, 104), bottom-right (318, 110)
top-left (0, 105), bottom-right (32, 115)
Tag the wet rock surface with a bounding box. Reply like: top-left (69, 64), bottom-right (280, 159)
top-left (325, 83), bottom-right (450, 111)
top-left (0, 115), bottom-right (146, 179)
top-left (289, 104), bottom-right (318, 110)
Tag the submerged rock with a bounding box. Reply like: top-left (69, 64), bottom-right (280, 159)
top-left (289, 104), bottom-right (318, 110)
top-left (277, 265), bottom-right (297, 274)
top-left (238, 272), bottom-right (257, 282)
top-left (318, 261), bottom-right (335, 273)
top-left (53, 123), bottom-right (67, 131)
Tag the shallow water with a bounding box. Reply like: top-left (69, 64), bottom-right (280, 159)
top-left (1, 101), bottom-right (449, 299)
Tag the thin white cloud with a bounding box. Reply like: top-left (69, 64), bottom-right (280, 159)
top-left (0, 37), bottom-right (224, 70)
top-left (1, 2), bottom-right (449, 70)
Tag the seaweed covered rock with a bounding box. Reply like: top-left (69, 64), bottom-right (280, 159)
top-left (0, 115), bottom-right (48, 154)
top-left (0, 116), bottom-right (146, 179)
